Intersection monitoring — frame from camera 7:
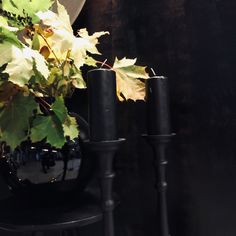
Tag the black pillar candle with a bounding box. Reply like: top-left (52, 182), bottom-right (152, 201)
top-left (146, 76), bottom-right (171, 135)
top-left (87, 69), bottom-right (117, 141)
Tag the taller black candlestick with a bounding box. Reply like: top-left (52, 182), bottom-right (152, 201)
top-left (87, 68), bottom-right (117, 141)
top-left (87, 68), bottom-right (120, 236)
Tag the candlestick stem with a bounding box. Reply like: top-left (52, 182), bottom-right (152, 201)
top-left (143, 134), bottom-right (174, 236)
top-left (85, 139), bottom-right (125, 236)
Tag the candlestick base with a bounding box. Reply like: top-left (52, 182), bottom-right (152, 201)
top-left (143, 133), bottom-right (175, 236)
top-left (84, 138), bottom-right (125, 236)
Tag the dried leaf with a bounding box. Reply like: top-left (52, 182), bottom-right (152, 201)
top-left (112, 57), bottom-right (149, 101)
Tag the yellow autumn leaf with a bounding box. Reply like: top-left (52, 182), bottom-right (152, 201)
top-left (77, 28), bottom-right (109, 55)
top-left (36, 2), bottom-right (108, 68)
top-left (36, 0), bottom-right (74, 59)
top-left (1, 43), bottom-right (49, 87)
top-left (70, 29), bottom-right (109, 68)
top-left (112, 57), bottom-right (149, 101)
top-left (63, 116), bottom-right (79, 140)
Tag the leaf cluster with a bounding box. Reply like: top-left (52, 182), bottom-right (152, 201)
top-left (0, 0), bottom-right (150, 151)
top-left (0, 0), bottom-right (80, 150)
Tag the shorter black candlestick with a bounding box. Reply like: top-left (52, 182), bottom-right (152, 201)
top-left (87, 69), bottom-right (117, 141)
top-left (145, 75), bottom-right (173, 236)
top-left (146, 76), bottom-right (171, 135)
top-left (143, 134), bottom-right (175, 236)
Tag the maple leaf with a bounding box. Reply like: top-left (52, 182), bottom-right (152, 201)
top-left (36, 2), bottom-right (108, 69)
top-left (30, 97), bottom-right (79, 148)
top-left (71, 68), bottom-right (86, 89)
top-left (2, 0), bottom-right (54, 23)
top-left (0, 16), bottom-right (19, 32)
top-left (0, 93), bottom-right (38, 149)
top-left (37, 0), bottom-right (72, 33)
top-left (0, 43), bottom-right (49, 87)
top-left (0, 26), bottom-right (22, 48)
top-left (77, 28), bottom-right (109, 55)
top-left (52, 97), bottom-right (79, 141)
top-left (112, 57), bottom-right (149, 101)
top-left (36, 0), bottom-right (74, 59)
top-left (1, 44), bottom-right (33, 87)
top-left (51, 96), bottom-right (67, 123)
top-left (53, 0), bottom-right (72, 32)
top-left (70, 29), bottom-right (109, 69)
top-left (30, 114), bottom-right (66, 148)
top-left (63, 116), bottom-right (79, 140)
top-left (0, 42), bottom-right (14, 67)
top-left (25, 47), bottom-right (50, 79)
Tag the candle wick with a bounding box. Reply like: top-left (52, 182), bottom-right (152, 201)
top-left (151, 68), bottom-right (157, 76)
top-left (100, 59), bottom-right (108, 68)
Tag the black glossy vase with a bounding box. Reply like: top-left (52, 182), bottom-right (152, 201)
top-left (0, 113), bottom-right (95, 201)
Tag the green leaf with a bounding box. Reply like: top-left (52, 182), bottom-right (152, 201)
top-left (0, 42), bottom-right (14, 67)
top-left (30, 114), bottom-right (66, 148)
top-left (0, 16), bottom-right (23, 48)
top-left (2, 0), bottom-right (54, 23)
top-left (32, 32), bottom-right (40, 50)
top-left (47, 67), bottom-right (62, 85)
top-left (112, 57), bottom-right (149, 101)
top-left (85, 55), bottom-right (97, 67)
top-left (71, 67), bottom-right (86, 89)
top-left (0, 26), bottom-right (22, 48)
top-left (63, 116), bottom-right (79, 140)
top-left (0, 93), bottom-right (38, 149)
top-left (0, 17), bottom-right (8, 26)
top-left (51, 96), bottom-right (67, 123)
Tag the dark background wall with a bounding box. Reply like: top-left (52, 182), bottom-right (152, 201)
top-left (1, 1), bottom-right (235, 236)
top-left (72, 0), bottom-right (236, 236)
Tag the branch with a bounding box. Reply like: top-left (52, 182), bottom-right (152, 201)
top-left (38, 32), bottom-right (60, 65)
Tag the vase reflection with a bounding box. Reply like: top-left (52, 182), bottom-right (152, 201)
top-left (0, 113), bottom-right (94, 196)
top-left (13, 139), bottom-right (82, 184)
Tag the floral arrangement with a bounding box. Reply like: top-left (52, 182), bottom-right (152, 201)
top-left (0, 0), bottom-right (149, 150)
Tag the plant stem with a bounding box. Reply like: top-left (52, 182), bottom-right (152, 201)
top-left (37, 97), bottom-right (51, 115)
top-left (62, 50), bottom-right (71, 77)
top-left (38, 32), bottom-right (60, 65)
top-left (38, 97), bottom-right (51, 108)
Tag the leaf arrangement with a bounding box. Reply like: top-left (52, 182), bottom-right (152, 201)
top-left (0, 0), bottom-right (149, 150)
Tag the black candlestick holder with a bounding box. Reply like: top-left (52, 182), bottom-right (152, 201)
top-left (84, 138), bottom-right (125, 236)
top-left (143, 133), bottom-right (175, 236)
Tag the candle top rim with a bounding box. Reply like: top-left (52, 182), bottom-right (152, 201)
top-left (148, 75), bottom-right (167, 79)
